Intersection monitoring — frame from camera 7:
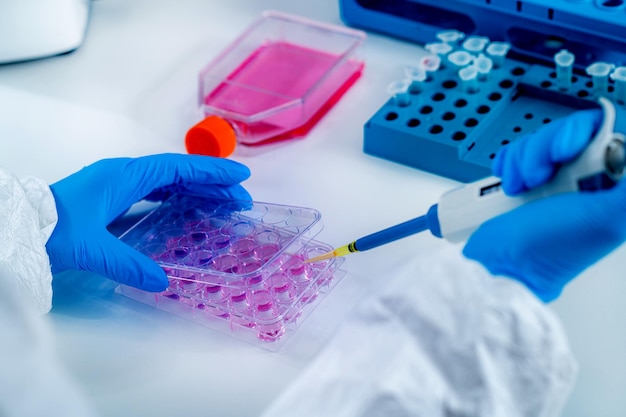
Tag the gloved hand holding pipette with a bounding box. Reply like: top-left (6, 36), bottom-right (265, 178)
top-left (464, 107), bottom-right (626, 302)
top-left (310, 98), bottom-right (626, 302)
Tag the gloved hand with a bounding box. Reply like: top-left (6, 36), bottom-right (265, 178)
top-left (463, 108), bottom-right (626, 302)
top-left (46, 153), bottom-right (251, 292)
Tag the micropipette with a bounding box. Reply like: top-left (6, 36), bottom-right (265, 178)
top-left (307, 97), bottom-right (625, 263)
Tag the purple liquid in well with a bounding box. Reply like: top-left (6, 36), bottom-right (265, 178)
top-left (188, 231), bottom-right (208, 245)
top-left (257, 325), bottom-right (285, 342)
top-left (229, 238), bottom-right (256, 257)
top-left (231, 293), bottom-right (247, 304)
top-left (254, 243), bottom-right (280, 261)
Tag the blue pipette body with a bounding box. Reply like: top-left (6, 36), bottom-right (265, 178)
top-left (353, 205), bottom-right (441, 251)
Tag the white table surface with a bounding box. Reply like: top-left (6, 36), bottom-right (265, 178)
top-left (1, 1), bottom-right (625, 416)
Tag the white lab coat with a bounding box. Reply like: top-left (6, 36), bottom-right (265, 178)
top-left (0, 166), bottom-right (577, 417)
top-left (0, 167), bottom-right (97, 417)
top-left (261, 244), bottom-right (577, 417)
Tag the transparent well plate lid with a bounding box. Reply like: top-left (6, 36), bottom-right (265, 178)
top-left (119, 194), bottom-right (323, 285)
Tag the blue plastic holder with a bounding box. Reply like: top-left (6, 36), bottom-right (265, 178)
top-left (364, 56), bottom-right (626, 182)
top-left (340, 0), bottom-right (626, 182)
top-left (340, 0), bottom-right (626, 71)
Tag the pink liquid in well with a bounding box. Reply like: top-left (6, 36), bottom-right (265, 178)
top-left (204, 41), bottom-right (363, 146)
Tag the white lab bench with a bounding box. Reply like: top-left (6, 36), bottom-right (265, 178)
top-left (0, 1), bottom-right (624, 416)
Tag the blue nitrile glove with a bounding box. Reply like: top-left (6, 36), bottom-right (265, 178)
top-left (46, 153), bottom-right (251, 291)
top-left (462, 108), bottom-right (626, 302)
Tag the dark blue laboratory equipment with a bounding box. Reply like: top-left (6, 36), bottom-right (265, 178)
top-left (339, 0), bottom-right (626, 182)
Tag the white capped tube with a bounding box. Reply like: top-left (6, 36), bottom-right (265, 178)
top-left (448, 50), bottom-right (473, 69)
top-left (435, 30), bottom-right (465, 44)
top-left (462, 36), bottom-right (490, 54)
top-left (586, 62), bottom-right (615, 96)
top-left (387, 78), bottom-right (412, 107)
top-left (486, 41), bottom-right (511, 68)
top-left (474, 54), bottom-right (494, 81)
top-left (554, 49), bottom-right (575, 91)
top-left (404, 65), bottom-right (427, 94)
top-left (459, 66), bottom-right (479, 93)
top-left (420, 54), bottom-right (442, 73)
top-left (610, 66), bottom-right (626, 104)
top-left (424, 42), bottom-right (453, 61)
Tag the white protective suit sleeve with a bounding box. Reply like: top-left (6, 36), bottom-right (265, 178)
top-left (261, 243), bottom-right (577, 417)
top-left (0, 167), bottom-right (98, 417)
top-left (0, 166), bottom-right (56, 314)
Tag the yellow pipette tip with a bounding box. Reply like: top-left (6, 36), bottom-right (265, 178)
top-left (304, 243), bottom-right (356, 263)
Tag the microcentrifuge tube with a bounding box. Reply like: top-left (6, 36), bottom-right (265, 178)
top-left (448, 50), bottom-right (474, 69)
top-left (404, 65), bottom-right (427, 94)
top-left (386, 78), bottom-right (412, 107)
top-left (424, 42), bottom-right (453, 66)
top-left (486, 42), bottom-right (511, 68)
top-left (459, 66), bottom-right (479, 93)
top-left (554, 49), bottom-right (575, 91)
top-left (435, 30), bottom-right (465, 44)
top-left (611, 67), bottom-right (626, 104)
top-left (462, 36), bottom-right (490, 54)
top-left (586, 62), bottom-right (615, 96)
top-left (474, 54), bottom-right (494, 82)
top-left (420, 54), bottom-right (442, 76)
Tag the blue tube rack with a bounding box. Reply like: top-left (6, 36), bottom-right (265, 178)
top-left (364, 57), bottom-right (626, 182)
top-left (340, 0), bottom-right (626, 182)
